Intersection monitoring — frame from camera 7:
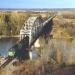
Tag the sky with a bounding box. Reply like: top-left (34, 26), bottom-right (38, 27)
top-left (0, 0), bottom-right (75, 8)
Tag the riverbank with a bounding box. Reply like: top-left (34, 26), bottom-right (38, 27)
top-left (0, 35), bottom-right (20, 39)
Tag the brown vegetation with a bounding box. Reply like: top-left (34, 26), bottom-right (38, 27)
top-left (11, 60), bottom-right (59, 75)
top-left (53, 13), bottom-right (75, 37)
top-left (0, 11), bottom-right (75, 75)
top-left (0, 12), bottom-right (53, 35)
top-left (0, 12), bottom-right (29, 35)
top-left (62, 12), bottom-right (75, 19)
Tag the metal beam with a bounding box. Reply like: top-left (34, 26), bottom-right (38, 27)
top-left (29, 16), bottom-right (55, 47)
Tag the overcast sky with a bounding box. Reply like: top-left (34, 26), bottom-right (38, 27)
top-left (0, 0), bottom-right (75, 8)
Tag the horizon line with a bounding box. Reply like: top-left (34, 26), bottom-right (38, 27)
top-left (0, 8), bottom-right (75, 9)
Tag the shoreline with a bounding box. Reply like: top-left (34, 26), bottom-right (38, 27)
top-left (0, 35), bottom-right (20, 39)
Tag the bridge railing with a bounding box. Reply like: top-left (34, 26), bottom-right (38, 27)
top-left (29, 16), bottom-right (54, 47)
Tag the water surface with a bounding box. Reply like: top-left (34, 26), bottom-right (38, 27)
top-left (0, 38), bottom-right (18, 57)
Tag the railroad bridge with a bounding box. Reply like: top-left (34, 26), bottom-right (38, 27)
top-left (20, 16), bottom-right (53, 60)
top-left (0, 16), bottom-right (54, 68)
top-left (20, 16), bottom-right (43, 45)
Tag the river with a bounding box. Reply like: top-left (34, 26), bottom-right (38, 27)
top-left (0, 38), bottom-right (18, 57)
top-left (0, 38), bottom-right (37, 59)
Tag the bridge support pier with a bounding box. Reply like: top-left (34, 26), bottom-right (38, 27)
top-left (29, 51), bottom-right (32, 60)
top-left (29, 46), bottom-right (34, 60)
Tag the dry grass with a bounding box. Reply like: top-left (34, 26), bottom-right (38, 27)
top-left (11, 59), bottom-right (59, 75)
top-left (62, 12), bottom-right (75, 19)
